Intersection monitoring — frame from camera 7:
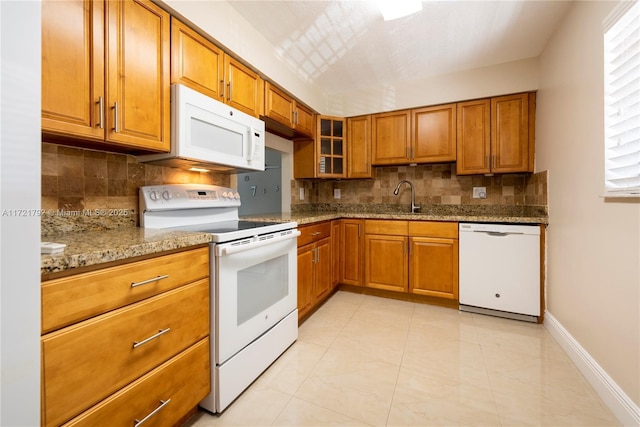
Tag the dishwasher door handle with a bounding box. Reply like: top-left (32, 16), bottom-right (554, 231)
top-left (476, 231), bottom-right (524, 237)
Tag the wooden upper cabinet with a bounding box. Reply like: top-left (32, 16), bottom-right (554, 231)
top-left (42, 0), bottom-right (105, 140)
top-left (457, 92), bottom-right (534, 175)
top-left (171, 17), bottom-right (224, 100)
top-left (316, 116), bottom-right (346, 178)
top-left (371, 110), bottom-right (411, 165)
top-left (106, 0), bottom-right (170, 151)
top-left (224, 55), bottom-right (262, 117)
top-left (456, 98), bottom-right (491, 174)
top-left (42, 0), bottom-right (170, 152)
top-left (264, 82), bottom-right (314, 137)
top-left (411, 104), bottom-right (456, 163)
top-left (347, 115), bottom-right (374, 178)
top-left (294, 103), bottom-right (315, 137)
top-left (491, 93), bottom-right (530, 173)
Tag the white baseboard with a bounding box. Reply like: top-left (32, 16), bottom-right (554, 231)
top-left (544, 312), bottom-right (640, 427)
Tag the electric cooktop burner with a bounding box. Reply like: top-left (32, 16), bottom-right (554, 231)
top-left (196, 220), bottom-right (283, 234)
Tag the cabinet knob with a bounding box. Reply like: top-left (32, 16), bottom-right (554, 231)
top-left (495, 293), bottom-right (501, 298)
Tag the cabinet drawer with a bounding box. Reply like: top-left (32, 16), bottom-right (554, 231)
top-left (298, 222), bottom-right (331, 247)
top-left (409, 221), bottom-right (458, 238)
top-left (365, 220), bottom-right (408, 236)
top-left (42, 279), bottom-right (209, 427)
top-left (63, 338), bottom-right (210, 427)
top-left (42, 247), bottom-right (209, 333)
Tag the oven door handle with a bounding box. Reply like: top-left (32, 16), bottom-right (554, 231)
top-left (216, 229), bottom-right (301, 256)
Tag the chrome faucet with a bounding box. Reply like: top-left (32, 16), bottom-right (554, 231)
top-left (393, 180), bottom-right (421, 213)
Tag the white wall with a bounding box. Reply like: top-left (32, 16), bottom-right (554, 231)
top-left (327, 57), bottom-right (539, 116)
top-left (0, 1), bottom-right (42, 425)
top-left (537, 0), bottom-right (640, 414)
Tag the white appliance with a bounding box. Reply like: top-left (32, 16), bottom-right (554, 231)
top-left (459, 223), bottom-right (541, 322)
top-left (137, 84), bottom-right (265, 172)
top-left (140, 184), bottom-right (298, 413)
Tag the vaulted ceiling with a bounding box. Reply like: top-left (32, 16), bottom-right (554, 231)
top-left (228, 1), bottom-right (573, 96)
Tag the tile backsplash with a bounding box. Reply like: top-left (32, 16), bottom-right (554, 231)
top-left (41, 142), bottom-right (229, 234)
top-left (292, 164), bottom-right (547, 208)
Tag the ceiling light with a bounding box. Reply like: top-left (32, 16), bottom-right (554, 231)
top-left (189, 167), bottom-right (210, 173)
top-left (379, 0), bottom-right (423, 21)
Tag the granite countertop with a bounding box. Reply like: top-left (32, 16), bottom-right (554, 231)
top-left (41, 204), bottom-right (547, 276)
top-left (41, 228), bottom-right (212, 276)
top-left (242, 204), bottom-right (549, 226)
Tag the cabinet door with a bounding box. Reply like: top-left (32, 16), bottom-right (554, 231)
top-left (171, 17), bottom-right (224, 100)
top-left (365, 235), bottom-right (408, 292)
top-left (409, 237), bottom-right (458, 300)
top-left (106, 0), bottom-right (170, 151)
top-left (341, 220), bottom-right (364, 286)
top-left (224, 55), bottom-right (262, 117)
top-left (492, 93), bottom-right (530, 173)
top-left (317, 116), bottom-right (346, 178)
top-left (372, 110), bottom-right (411, 165)
top-left (314, 238), bottom-right (332, 302)
top-left (331, 220), bottom-right (341, 287)
top-left (294, 103), bottom-right (315, 137)
top-left (264, 82), bottom-right (293, 128)
top-left (297, 246), bottom-right (314, 320)
top-left (347, 115), bottom-right (374, 178)
top-left (412, 104), bottom-right (456, 163)
top-left (42, 0), bottom-right (105, 140)
top-left (456, 99), bottom-right (491, 175)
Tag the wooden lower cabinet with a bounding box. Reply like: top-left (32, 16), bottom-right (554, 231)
top-left (41, 247), bottom-right (210, 427)
top-left (361, 220), bottom-right (459, 302)
top-left (331, 220), bottom-right (341, 287)
top-left (340, 219), bottom-right (364, 286)
top-left (297, 222), bottom-right (333, 320)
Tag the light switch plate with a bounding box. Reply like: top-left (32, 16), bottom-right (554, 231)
top-left (299, 188), bottom-right (305, 200)
top-left (473, 187), bottom-right (487, 199)
top-left (334, 189), bottom-right (341, 199)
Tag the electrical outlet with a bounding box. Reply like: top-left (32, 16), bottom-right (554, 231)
top-left (334, 189), bottom-right (341, 199)
top-left (472, 187), bottom-right (487, 199)
top-left (299, 188), bottom-right (305, 200)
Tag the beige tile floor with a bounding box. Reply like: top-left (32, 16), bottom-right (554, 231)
top-left (185, 291), bottom-right (620, 427)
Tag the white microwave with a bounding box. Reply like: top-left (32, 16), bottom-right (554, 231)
top-left (138, 84), bottom-right (265, 172)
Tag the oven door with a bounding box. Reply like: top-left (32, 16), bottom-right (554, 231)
top-left (215, 230), bottom-right (299, 364)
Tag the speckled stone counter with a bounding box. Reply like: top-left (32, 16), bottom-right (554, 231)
top-left (242, 203), bottom-right (549, 226)
top-left (41, 228), bottom-right (212, 276)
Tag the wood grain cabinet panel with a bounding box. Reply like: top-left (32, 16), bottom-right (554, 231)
top-left (297, 222), bottom-right (334, 320)
top-left (341, 219), bottom-right (364, 286)
top-left (411, 104), bottom-right (457, 163)
top-left (42, 279), bottom-right (209, 427)
top-left (42, 247), bottom-right (209, 333)
top-left (171, 17), bottom-right (224, 100)
top-left (457, 92), bottom-right (534, 175)
top-left (347, 115), bottom-right (374, 178)
top-left (409, 237), bottom-right (459, 300)
top-left (365, 234), bottom-right (408, 292)
top-left (63, 338), bottom-right (210, 427)
top-left (224, 55), bottom-right (262, 117)
top-left (42, 0), bottom-right (171, 152)
top-left (372, 110), bottom-right (411, 165)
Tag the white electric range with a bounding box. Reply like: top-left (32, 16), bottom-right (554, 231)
top-left (140, 183), bottom-right (299, 413)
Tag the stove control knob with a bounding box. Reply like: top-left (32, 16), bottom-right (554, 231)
top-left (234, 193), bottom-right (241, 199)
top-left (161, 191), bottom-right (171, 200)
top-left (148, 191), bottom-right (159, 201)
top-left (222, 192), bottom-right (229, 199)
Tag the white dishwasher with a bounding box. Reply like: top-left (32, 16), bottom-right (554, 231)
top-left (459, 223), bottom-right (540, 322)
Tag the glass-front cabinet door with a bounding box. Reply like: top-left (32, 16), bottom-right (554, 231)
top-left (316, 116), bottom-right (346, 178)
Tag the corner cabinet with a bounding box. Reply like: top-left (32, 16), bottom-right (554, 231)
top-left (294, 116), bottom-right (346, 179)
top-left (40, 247), bottom-right (211, 427)
top-left (42, 0), bottom-right (171, 152)
top-left (457, 92), bottom-right (535, 175)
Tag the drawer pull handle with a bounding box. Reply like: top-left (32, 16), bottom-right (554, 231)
top-left (311, 232), bottom-right (322, 236)
top-left (133, 328), bottom-right (171, 349)
top-left (131, 274), bottom-right (169, 288)
top-left (134, 399), bottom-right (171, 427)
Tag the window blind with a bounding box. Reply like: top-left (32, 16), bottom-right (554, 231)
top-left (604, 0), bottom-right (640, 196)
